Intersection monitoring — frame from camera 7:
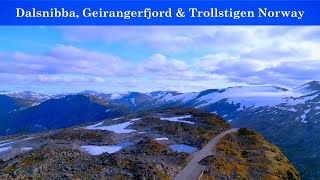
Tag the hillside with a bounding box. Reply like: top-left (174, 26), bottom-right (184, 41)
top-left (109, 92), bottom-right (152, 109)
top-left (200, 128), bottom-right (299, 180)
top-left (0, 108), bottom-right (298, 179)
top-left (0, 95), bottom-right (37, 133)
top-left (0, 95), bottom-right (36, 113)
top-left (0, 94), bottom-right (128, 136)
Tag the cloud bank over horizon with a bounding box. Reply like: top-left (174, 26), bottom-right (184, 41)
top-left (0, 26), bottom-right (320, 93)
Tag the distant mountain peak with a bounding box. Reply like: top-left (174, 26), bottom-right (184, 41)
top-left (294, 81), bottom-right (320, 92)
top-left (0, 91), bottom-right (49, 102)
top-left (79, 90), bottom-right (102, 94)
top-left (126, 92), bottom-right (141, 96)
top-left (56, 94), bottom-right (109, 106)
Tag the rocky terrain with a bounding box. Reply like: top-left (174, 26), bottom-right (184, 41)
top-left (200, 128), bottom-right (300, 180)
top-left (0, 108), bottom-right (299, 179)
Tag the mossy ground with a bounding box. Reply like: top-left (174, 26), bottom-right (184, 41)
top-left (200, 128), bottom-right (300, 180)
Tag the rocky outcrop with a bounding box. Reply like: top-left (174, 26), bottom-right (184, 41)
top-left (200, 128), bottom-right (300, 180)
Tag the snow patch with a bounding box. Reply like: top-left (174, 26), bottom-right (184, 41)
top-left (109, 94), bottom-right (123, 99)
top-left (160, 115), bottom-right (194, 124)
top-left (0, 137), bottom-right (34, 147)
top-left (21, 147), bottom-right (33, 151)
top-left (300, 109), bottom-right (310, 123)
top-left (156, 92), bottom-right (199, 103)
top-left (130, 98), bottom-right (136, 106)
top-left (0, 146), bottom-right (12, 152)
top-left (84, 122), bottom-right (104, 130)
top-left (81, 141), bottom-right (133, 155)
top-left (0, 140), bottom-right (10, 144)
top-left (194, 86), bottom-right (309, 109)
top-left (131, 118), bottom-right (142, 122)
top-left (31, 102), bottom-right (40, 107)
top-left (286, 94), bottom-right (318, 106)
top-left (277, 107), bottom-right (297, 112)
top-left (84, 118), bottom-right (141, 133)
top-left (113, 117), bottom-right (123, 121)
top-left (81, 145), bottom-right (122, 155)
top-left (155, 138), bottom-right (169, 141)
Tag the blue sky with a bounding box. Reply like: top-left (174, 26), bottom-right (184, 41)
top-left (0, 26), bottom-right (320, 94)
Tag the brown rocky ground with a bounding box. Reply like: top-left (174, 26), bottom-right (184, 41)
top-left (0, 140), bottom-right (190, 179)
top-left (0, 108), bottom-right (299, 179)
top-left (199, 128), bottom-right (300, 180)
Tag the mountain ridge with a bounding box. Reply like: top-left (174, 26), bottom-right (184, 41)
top-left (0, 94), bottom-right (129, 136)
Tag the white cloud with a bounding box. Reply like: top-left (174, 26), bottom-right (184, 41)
top-left (2, 26), bottom-right (320, 92)
top-left (0, 44), bottom-right (132, 76)
top-left (61, 26), bottom-right (253, 53)
top-left (143, 53), bottom-right (189, 73)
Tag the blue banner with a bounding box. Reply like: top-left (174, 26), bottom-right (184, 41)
top-left (1, 0), bottom-right (319, 25)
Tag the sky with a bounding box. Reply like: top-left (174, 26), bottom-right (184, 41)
top-left (0, 26), bottom-right (320, 94)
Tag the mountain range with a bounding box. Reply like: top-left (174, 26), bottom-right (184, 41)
top-left (1, 81), bottom-right (320, 178)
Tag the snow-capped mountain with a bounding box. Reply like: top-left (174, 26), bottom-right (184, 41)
top-left (1, 81), bottom-right (320, 178)
top-left (77, 91), bottom-right (152, 108)
top-left (110, 92), bottom-right (152, 109)
top-left (0, 91), bottom-right (50, 102)
top-left (78, 90), bottom-right (125, 100)
top-left (141, 85), bottom-right (318, 111)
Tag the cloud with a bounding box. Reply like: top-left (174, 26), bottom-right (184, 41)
top-left (299, 27), bottom-right (320, 42)
top-left (0, 44), bottom-right (131, 76)
top-left (0, 45), bottom-right (233, 92)
top-left (61, 27), bottom-right (320, 60)
top-left (61, 26), bottom-right (252, 53)
top-left (2, 26), bottom-right (320, 93)
top-left (2, 42), bottom-right (320, 92)
top-left (37, 75), bottom-right (106, 84)
top-left (143, 54), bottom-right (189, 73)
top-left (240, 46), bottom-right (308, 61)
top-left (198, 52), bottom-right (320, 86)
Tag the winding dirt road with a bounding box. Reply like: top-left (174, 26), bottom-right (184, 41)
top-left (174, 128), bottom-right (239, 180)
